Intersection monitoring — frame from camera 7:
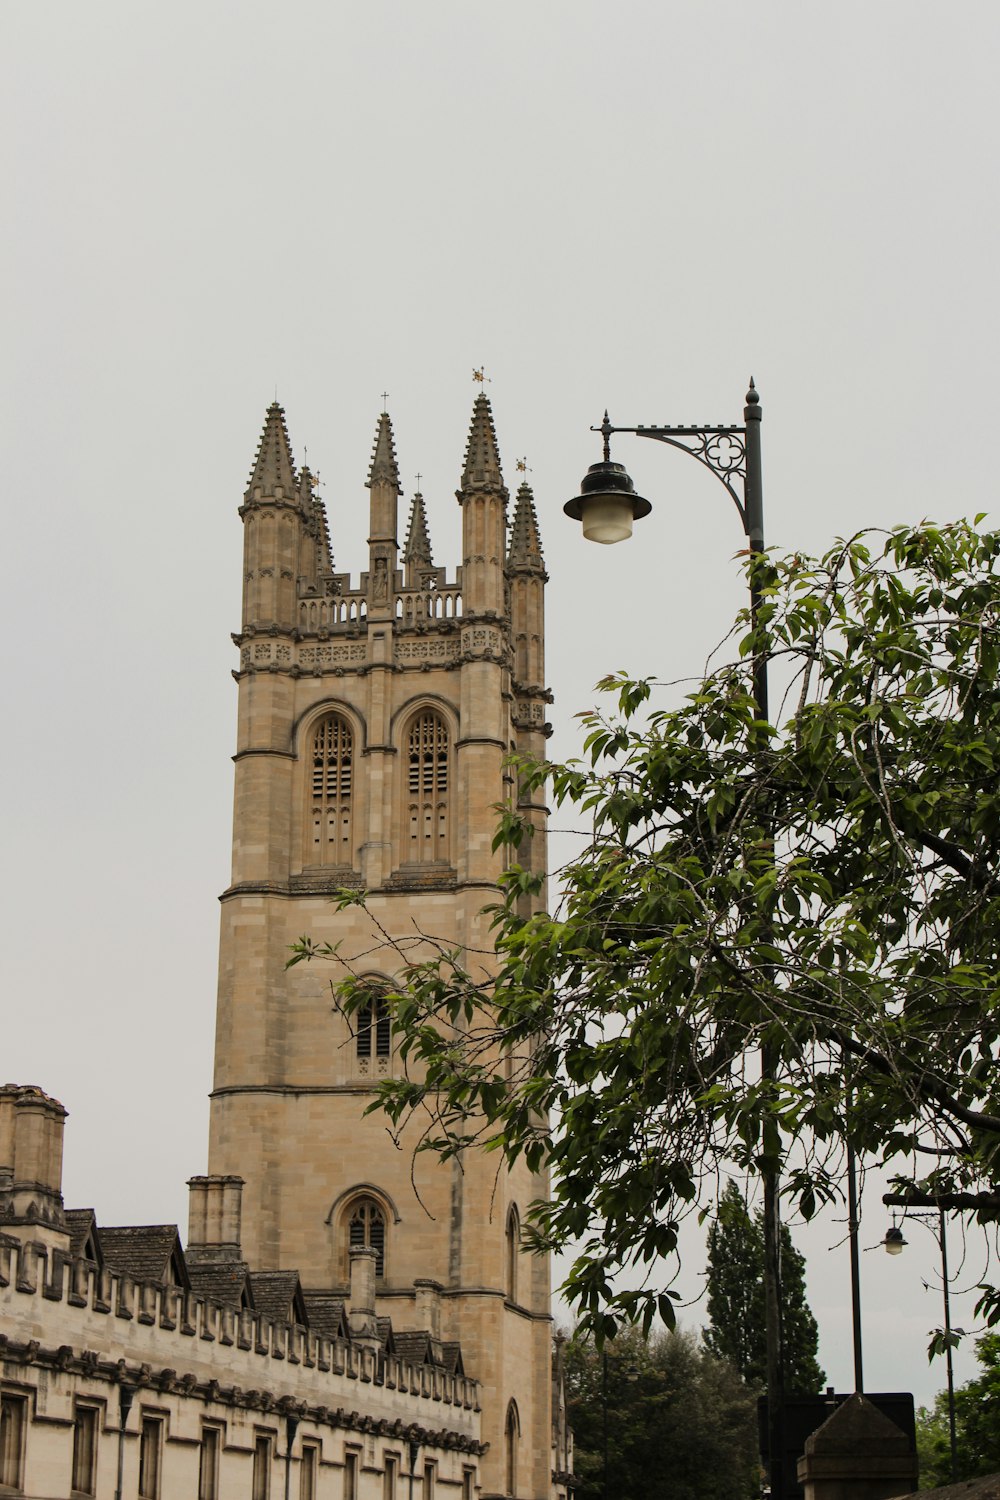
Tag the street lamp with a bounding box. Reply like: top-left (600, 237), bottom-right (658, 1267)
top-left (564, 380), bottom-right (783, 1493)
top-left (883, 1213), bottom-right (958, 1481)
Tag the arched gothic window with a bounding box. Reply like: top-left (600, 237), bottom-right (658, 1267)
top-left (310, 714), bottom-right (353, 865)
top-left (505, 1402), bottom-right (520, 1497)
top-left (505, 1205), bottom-right (520, 1303)
top-left (347, 1198), bottom-right (386, 1278)
top-left (406, 711), bottom-right (449, 863)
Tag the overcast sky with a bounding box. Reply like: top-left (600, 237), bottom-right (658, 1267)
top-left (4, 1), bottom-right (999, 1405)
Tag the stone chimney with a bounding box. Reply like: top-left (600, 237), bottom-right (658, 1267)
top-left (414, 1277), bottom-right (442, 1338)
top-left (348, 1246), bottom-right (380, 1349)
top-left (186, 1175), bottom-right (244, 1263)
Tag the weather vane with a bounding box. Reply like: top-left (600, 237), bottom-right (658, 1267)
top-left (380, 390), bottom-right (390, 413)
top-left (415, 472), bottom-right (423, 491)
top-left (516, 457), bottom-right (531, 475)
top-left (472, 367), bottom-right (491, 386)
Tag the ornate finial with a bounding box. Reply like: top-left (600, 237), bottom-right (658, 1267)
top-left (601, 410), bottom-right (612, 463)
top-left (516, 457), bottom-right (532, 475)
top-left (472, 367), bottom-right (491, 386)
top-left (746, 377), bottom-right (759, 405)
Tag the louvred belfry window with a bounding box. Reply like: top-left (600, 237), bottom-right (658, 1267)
top-left (348, 1198), bottom-right (386, 1276)
top-left (311, 715), bottom-right (353, 864)
top-left (357, 992), bottom-right (391, 1061)
top-left (407, 712), bottom-right (449, 862)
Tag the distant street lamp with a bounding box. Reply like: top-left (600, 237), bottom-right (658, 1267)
top-left (883, 1212), bottom-right (958, 1480)
top-left (564, 382), bottom-right (786, 1494)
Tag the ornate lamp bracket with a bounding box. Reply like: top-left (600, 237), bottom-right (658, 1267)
top-left (593, 412), bottom-right (749, 535)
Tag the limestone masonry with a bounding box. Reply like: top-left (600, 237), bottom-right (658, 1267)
top-left (1, 396), bottom-right (571, 1500)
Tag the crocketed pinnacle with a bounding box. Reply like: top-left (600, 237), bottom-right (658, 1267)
top-left (247, 402), bottom-right (297, 495)
top-left (461, 393), bottom-right (504, 491)
top-left (300, 468), bottom-right (334, 574)
top-left (507, 481), bottom-right (545, 571)
top-left (366, 411), bottom-right (401, 491)
top-left (402, 492), bottom-right (434, 567)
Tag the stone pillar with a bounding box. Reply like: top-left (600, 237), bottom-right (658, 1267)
top-left (798, 1393), bottom-right (918, 1500)
top-left (414, 1277), bottom-right (442, 1338)
top-left (187, 1175), bottom-right (244, 1261)
top-left (348, 1246), bottom-right (380, 1349)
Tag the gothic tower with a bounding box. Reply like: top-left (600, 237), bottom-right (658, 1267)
top-left (208, 396), bottom-right (553, 1499)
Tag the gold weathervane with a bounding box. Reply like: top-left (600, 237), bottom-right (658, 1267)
top-left (516, 457), bottom-right (531, 475)
top-left (472, 367), bottom-right (491, 386)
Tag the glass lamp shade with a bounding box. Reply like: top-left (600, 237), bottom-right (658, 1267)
top-left (564, 460), bottom-right (651, 546)
top-left (883, 1227), bottom-right (906, 1255)
top-left (580, 495), bottom-right (636, 544)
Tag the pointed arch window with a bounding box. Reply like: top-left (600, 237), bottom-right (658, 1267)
top-left (504, 1402), bottom-right (520, 1498)
top-left (347, 1198), bottom-right (386, 1278)
top-left (310, 714), bottom-right (353, 865)
top-left (407, 712), bottom-right (449, 863)
top-left (505, 1205), bottom-right (520, 1304)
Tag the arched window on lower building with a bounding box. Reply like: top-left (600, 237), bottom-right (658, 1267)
top-left (309, 713), bottom-right (354, 865)
top-left (505, 1402), bottom-right (520, 1497)
top-left (505, 1205), bottom-right (520, 1304)
top-left (406, 711), bottom-right (449, 863)
top-left (346, 1197), bottom-right (386, 1279)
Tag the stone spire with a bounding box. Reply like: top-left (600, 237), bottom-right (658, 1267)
top-left (461, 394), bottom-right (504, 492)
top-left (246, 402), bottom-right (297, 496)
top-left (507, 481), bottom-right (545, 573)
top-left (402, 492), bottom-right (434, 568)
top-left (299, 467), bottom-right (334, 575)
top-left (366, 411), bottom-right (401, 493)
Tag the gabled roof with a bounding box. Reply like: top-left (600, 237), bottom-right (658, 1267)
top-left (64, 1208), bottom-right (103, 1266)
top-left (247, 1269), bottom-right (308, 1326)
top-left (301, 1290), bottom-right (348, 1341)
top-left (99, 1225), bottom-right (190, 1289)
top-left (376, 1316), bottom-right (396, 1355)
top-left (393, 1330), bottom-right (437, 1366)
top-left (187, 1260), bottom-right (252, 1311)
top-left (440, 1341), bottom-right (465, 1377)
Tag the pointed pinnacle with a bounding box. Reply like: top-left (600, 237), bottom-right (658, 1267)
top-left (746, 377), bottom-right (759, 405)
top-left (247, 401), bottom-right (297, 495)
top-left (507, 480), bottom-right (545, 570)
top-left (461, 393), bottom-right (504, 492)
top-left (366, 410), bottom-right (401, 491)
top-left (402, 491), bottom-right (434, 567)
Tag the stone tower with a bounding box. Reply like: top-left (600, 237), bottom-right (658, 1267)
top-left (208, 396), bottom-right (553, 1499)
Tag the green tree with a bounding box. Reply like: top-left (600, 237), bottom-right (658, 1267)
top-left (296, 521), bottom-right (1000, 1336)
top-left (705, 1182), bottom-right (824, 1395)
top-left (565, 1324), bottom-right (758, 1500)
top-left (916, 1333), bottom-right (1000, 1486)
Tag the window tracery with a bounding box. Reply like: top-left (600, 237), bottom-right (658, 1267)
top-left (406, 711), bottom-right (449, 863)
top-left (309, 714), bottom-right (353, 865)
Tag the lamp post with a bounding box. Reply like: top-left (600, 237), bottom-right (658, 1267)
top-left (564, 381), bottom-right (785, 1498)
top-left (884, 1213), bottom-right (958, 1480)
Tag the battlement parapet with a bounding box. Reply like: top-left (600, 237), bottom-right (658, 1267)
top-left (0, 1235), bottom-right (481, 1433)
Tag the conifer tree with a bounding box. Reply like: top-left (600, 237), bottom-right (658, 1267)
top-left (705, 1182), bottom-right (825, 1395)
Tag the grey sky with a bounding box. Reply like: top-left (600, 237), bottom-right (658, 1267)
top-left (3, 0), bottom-right (999, 1404)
